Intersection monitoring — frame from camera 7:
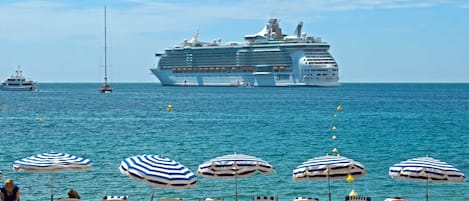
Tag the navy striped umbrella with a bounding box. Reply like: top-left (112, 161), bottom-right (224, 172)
top-left (119, 155), bottom-right (197, 201)
top-left (197, 154), bottom-right (275, 201)
top-left (389, 156), bottom-right (465, 201)
top-left (293, 155), bottom-right (366, 201)
top-left (13, 152), bottom-right (92, 201)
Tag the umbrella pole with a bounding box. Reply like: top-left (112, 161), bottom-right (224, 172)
top-left (426, 179), bottom-right (429, 201)
top-left (151, 188), bottom-right (156, 201)
top-left (327, 173), bottom-right (330, 201)
top-left (51, 174), bottom-right (54, 201)
top-left (235, 173), bottom-right (238, 201)
top-left (327, 170), bottom-right (331, 201)
top-left (233, 163), bottom-right (239, 201)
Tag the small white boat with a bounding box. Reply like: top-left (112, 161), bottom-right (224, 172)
top-left (0, 65), bottom-right (38, 91)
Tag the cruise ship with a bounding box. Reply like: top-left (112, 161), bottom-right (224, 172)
top-left (150, 19), bottom-right (339, 87)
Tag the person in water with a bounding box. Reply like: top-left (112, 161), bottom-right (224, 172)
top-left (0, 179), bottom-right (20, 201)
top-left (67, 189), bottom-right (80, 199)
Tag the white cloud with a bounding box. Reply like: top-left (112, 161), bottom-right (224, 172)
top-left (460, 3), bottom-right (469, 8)
top-left (1, 0), bottom-right (464, 44)
top-left (0, 2), bottom-right (97, 43)
top-left (121, 0), bottom-right (450, 12)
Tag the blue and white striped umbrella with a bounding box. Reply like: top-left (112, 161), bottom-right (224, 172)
top-left (119, 155), bottom-right (197, 201)
top-left (389, 156), bottom-right (465, 201)
top-left (198, 154), bottom-right (275, 201)
top-left (13, 152), bottom-right (92, 172)
top-left (293, 155), bottom-right (366, 201)
top-left (13, 152), bottom-right (92, 201)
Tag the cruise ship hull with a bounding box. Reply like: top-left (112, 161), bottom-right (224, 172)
top-left (151, 68), bottom-right (339, 87)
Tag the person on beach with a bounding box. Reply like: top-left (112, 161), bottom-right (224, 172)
top-left (67, 189), bottom-right (80, 199)
top-left (0, 179), bottom-right (20, 201)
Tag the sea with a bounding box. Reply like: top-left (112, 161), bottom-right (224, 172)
top-left (0, 83), bottom-right (468, 201)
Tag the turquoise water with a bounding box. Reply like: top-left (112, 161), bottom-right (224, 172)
top-left (0, 83), bottom-right (467, 201)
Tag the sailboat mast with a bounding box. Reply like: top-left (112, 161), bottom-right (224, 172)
top-left (104, 4), bottom-right (108, 85)
top-left (99, 3), bottom-right (112, 93)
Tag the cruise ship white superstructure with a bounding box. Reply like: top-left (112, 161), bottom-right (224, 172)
top-left (150, 19), bottom-right (339, 87)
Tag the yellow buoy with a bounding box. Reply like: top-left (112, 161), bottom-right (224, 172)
top-left (39, 116), bottom-right (45, 122)
top-left (332, 126), bottom-right (337, 131)
top-left (167, 105), bottom-right (173, 112)
top-left (348, 189), bottom-right (358, 197)
top-left (332, 148), bottom-right (339, 154)
top-left (346, 174), bottom-right (355, 183)
top-left (332, 135), bottom-right (337, 140)
top-left (337, 105), bottom-right (343, 112)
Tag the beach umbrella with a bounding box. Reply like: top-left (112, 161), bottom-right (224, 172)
top-left (197, 153), bottom-right (275, 201)
top-left (119, 154), bottom-right (197, 201)
top-left (13, 151), bottom-right (92, 201)
top-left (293, 155), bottom-right (366, 201)
top-left (389, 156), bottom-right (465, 201)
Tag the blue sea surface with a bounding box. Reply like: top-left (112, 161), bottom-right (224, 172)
top-left (0, 83), bottom-right (468, 201)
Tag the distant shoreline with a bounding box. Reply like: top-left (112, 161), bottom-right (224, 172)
top-left (34, 82), bottom-right (469, 84)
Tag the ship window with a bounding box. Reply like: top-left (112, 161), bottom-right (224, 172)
top-left (317, 74), bottom-right (321, 76)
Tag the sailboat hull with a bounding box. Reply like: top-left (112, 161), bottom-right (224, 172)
top-left (99, 85), bottom-right (112, 93)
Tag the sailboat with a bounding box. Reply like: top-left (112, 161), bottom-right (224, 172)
top-left (99, 5), bottom-right (112, 93)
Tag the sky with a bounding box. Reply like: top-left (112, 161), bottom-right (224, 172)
top-left (0, 0), bottom-right (468, 83)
